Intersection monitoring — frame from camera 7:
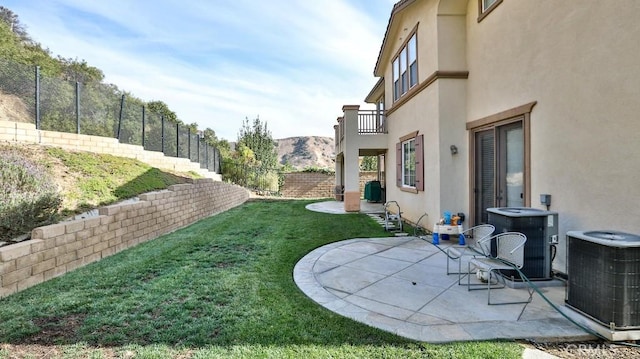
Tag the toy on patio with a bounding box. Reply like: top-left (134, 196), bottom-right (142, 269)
top-left (383, 201), bottom-right (403, 232)
top-left (432, 211), bottom-right (465, 245)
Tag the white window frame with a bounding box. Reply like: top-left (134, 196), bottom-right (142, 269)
top-left (402, 138), bottom-right (416, 188)
top-left (478, 0), bottom-right (503, 22)
top-left (392, 33), bottom-right (418, 102)
top-left (482, 0), bottom-right (497, 12)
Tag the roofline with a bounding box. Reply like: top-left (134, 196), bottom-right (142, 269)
top-left (364, 77), bottom-right (385, 103)
top-left (373, 0), bottom-right (418, 76)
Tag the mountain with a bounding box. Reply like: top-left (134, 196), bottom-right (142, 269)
top-left (276, 136), bottom-right (335, 170)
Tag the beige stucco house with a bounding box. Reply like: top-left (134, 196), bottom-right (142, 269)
top-left (334, 0), bottom-right (640, 274)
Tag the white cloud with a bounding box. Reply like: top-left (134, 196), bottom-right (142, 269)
top-left (4, 0), bottom-right (392, 140)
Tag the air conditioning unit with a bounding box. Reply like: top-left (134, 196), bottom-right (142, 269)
top-left (487, 207), bottom-right (558, 281)
top-left (566, 230), bottom-right (640, 330)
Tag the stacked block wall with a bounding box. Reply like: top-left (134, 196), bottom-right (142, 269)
top-left (0, 179), bottom-right (249, 298)
top-left (0, 120), bottom-right (220, 180)
top-left (280, 171), bottom-right (380, 199)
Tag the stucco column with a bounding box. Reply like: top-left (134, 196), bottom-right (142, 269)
top-left (342, 105), bottom-right (360, 212)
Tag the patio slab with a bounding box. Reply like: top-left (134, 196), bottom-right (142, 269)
top-left (294, 235), bottom-right (595, 344)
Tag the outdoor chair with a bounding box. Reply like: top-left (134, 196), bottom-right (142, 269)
top-left (467, 232), bottom-right (533, 305)
top-left (446, 224), bottom-right (495, 283)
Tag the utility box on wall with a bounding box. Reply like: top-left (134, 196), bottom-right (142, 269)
top-left (487, 207), bottom-right (558, 281)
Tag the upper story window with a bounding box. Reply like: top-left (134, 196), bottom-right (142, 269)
top-left (478, 0), bottom-right (503, 22)
top-left (392, 33), bottom-right (418, 102)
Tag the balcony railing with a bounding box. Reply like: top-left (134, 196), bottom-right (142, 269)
top-left (335, 109), bottom-right (387, 153)
top-left (358, 110), bottom-right (386, 134)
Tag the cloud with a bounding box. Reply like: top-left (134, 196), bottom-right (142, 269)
top-left (5, 0), bottom-right (391, 140)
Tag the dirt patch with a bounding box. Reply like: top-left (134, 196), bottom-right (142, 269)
top-left (18, 314), bottom-right (87, 345)
top-left (0, 91), bottom-right (31, 123)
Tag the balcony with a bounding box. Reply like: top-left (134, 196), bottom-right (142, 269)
top-left (334, 106), bottom-right (387, 155)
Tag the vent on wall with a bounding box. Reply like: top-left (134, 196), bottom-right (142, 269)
top-left (566, 230), bottom-right (640, 330)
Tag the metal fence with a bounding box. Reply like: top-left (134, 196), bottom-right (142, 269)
top-left (0, 58), bottom-right (221, 173)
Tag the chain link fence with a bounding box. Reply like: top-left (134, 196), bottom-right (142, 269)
top-left (0, 58), bottom-right (221, 174)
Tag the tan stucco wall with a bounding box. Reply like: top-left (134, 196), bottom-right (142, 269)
top-left (465, 0), bottom-right (640, 272)
top-left (381, 0), bottom-right (469, 226)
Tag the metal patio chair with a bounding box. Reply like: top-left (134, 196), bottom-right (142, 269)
top-left (467, 232), bottom-right (533, 305)
top-left (446, 224), bottom-right (495, 282)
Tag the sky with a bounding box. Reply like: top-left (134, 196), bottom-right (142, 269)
top-left (3, 0), bottom-right (396, 141)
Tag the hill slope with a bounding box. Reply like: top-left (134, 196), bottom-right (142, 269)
top-left (276, 136), bottom-right (334, 170)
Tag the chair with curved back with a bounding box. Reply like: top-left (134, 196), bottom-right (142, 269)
top-left (446, 224), bottom-right (495, 282)
top-left (467, 232), bottom-right (533, 305)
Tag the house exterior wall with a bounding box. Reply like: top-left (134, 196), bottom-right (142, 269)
top-left (465, 0), bottom-right (640, 272)
top-left (381, 0), bottom-right (469, 225)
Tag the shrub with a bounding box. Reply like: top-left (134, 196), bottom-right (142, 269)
top-left (0, 152), bottom-right (62, 241)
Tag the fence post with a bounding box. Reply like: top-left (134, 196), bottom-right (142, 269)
top-left (117, 94), bottom-right (125, 141)
top-left (205, 144), bottom-right (208, 170)
top-left (35, 66), bottom-right (40, 130)
top-left (196, 133), bottom-right (200, 163)
top-left (187, 131), bottom-right (191, 160)
top-left (141, 105), bottom-right (146, 148)
top-left (176, 123), bottom-right (180, 157)
top-left (75, 82), bottom-right (81, 134)
top-left (161, 116), bottom-right (165, 154)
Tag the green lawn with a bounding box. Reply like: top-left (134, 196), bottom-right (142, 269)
top-left (0, 199), bottom-right (523, 358)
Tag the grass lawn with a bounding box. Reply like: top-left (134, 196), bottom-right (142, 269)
top-left (0, 199), bottom-right (523, 358)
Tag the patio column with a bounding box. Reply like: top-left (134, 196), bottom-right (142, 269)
top-left (342, 105), bottom-right (360, 212)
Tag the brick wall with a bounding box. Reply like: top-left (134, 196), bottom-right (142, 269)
top-left (0, 179), bottom-right (249, 298)
top-left (0, 120), bottom-right (220, 180)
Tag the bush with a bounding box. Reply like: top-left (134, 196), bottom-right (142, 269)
top-left (0, 152), bottom-right (62, 241)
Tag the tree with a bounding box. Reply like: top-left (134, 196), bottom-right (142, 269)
top-left (237, 116), bottom-right (277, 169)
top-left (0, 6), bottom-right (30, 43)
top-left (360, 156), bottom-right (378, 171)
top-left (57, 57), bottom-right (105, 84)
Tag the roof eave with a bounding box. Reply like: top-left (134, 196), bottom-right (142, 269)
top-left (373, 0), bottom-right (418, 77)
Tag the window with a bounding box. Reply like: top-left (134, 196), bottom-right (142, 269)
top-left (392, 33), bottom-right (418, 102)
top-left (396, 133), bottom-right (424, 192)
top-left (478, 0), bottom-right (503, 22)
top-left (402, 139), bottom-right (416, 187)
top-left (393, 58), bottom-right (400, 101)
top-left (376, 96), bottom-right (386, 131)
top-left (482, 0), bottom-right (497, 11)
top-left (408, 35), bottom-right (417, 88)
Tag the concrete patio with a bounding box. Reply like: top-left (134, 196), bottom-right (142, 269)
top-left (297, 201), bottom-right (594, 344)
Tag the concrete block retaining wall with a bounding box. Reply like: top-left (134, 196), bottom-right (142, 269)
top-left (0, 179), bottom-right (249, 298)
top-left (0, 120), bottom-right (220, 180)
top-left (280, 171), bottom-right (380, 199)
top-left (281, 172), bottom-right (335, 198)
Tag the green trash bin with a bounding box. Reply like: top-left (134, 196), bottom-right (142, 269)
top-left (364, 180), bottom-right (382, 202)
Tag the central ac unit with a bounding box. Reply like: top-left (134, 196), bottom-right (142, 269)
top-left (487, 207), bottom-right (558, 281)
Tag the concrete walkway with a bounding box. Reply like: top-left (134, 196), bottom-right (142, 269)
top-left (296, 201), bottom-right (593, 344)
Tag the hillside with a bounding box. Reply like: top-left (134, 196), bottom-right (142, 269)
top-left (276, 136), bottom-right (335, 170)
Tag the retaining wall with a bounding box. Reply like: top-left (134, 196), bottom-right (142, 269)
top-left (0, 120), bottom-right (220, 180)
top-left (280, 171), bottom-right (380, 199)
top-left (0, 179), bottom-right (249, 298)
